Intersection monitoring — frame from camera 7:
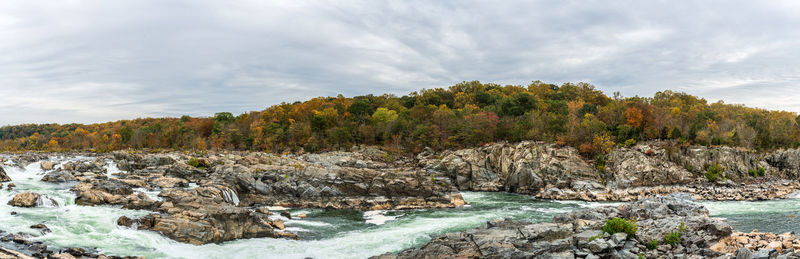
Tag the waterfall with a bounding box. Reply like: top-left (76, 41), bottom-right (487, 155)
top-left (36, 196), bottom-right (59, 208)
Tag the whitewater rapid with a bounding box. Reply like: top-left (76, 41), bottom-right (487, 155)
top-left (1, 157), bottom-right (799, 258)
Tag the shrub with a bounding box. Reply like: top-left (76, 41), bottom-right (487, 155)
top-left (705, 162), bottom-right (723, 182)
top-left (663, 231), bottom-right (681, 246)
top-left (579, 142), bottom-right (594, 157)
top-left (749, 168), bottom-right (757, 177)
top-left (647, 240), bottom-right (658, 250)
top-left (663, 222), bottom-right (687, 246)
top-left (602, 218), bottom-right (638, 236)
top-left (187, 157), bottom-right (201, 168)
top-left (677, 222), bottom-right (687, 234)
top-left (595, 155), bottom-right (607, 172)
top-left (758, 166), bottom-right (766, 177)
top-left (624, 138), bottom-right (637, 147)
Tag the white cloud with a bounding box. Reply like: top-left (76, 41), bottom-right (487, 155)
top-left (0, 0), bottom-right (800, 125)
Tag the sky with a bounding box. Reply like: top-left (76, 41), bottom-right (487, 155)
top-left (1, 0), bottom-right (799, 125)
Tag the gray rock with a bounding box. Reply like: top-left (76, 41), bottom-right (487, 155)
top-left (575, 230), bottom-right (601, 247)
top-left (753, 248), bottom-right (777, 259)
top-left (613, 249), bottom-right (639, 259)
top-left (41, 171), bottom-right (77, 182)
top-left (588, 238), bottom-right (610, 253)
top-left (612, 232), bottom-right (628, 244)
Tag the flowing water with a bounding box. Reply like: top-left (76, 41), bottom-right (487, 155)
top-left (0, 158), bottom-right (799, 259)
top-left (702, 197), bottom-right (800, 234)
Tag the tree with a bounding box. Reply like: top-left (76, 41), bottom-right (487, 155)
top-left (625, 107), bottom-right (644, 129)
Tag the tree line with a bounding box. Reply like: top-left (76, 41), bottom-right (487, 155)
top-left (2, 81), bottom-right (799, 158)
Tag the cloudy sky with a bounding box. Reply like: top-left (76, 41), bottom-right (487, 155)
top-left (1, 1), bottom-right (799, 125)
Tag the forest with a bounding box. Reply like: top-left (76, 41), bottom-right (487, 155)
top-left (1, 81), bottom-right (799, 159)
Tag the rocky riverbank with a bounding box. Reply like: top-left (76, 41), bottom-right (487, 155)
top-left (0, 227), bottom-right (140, 259)
top-left (419, 141), bottom-right (800, 201)
top-left (3, 140), bottom-right (800, 254)
top-left (1, 147), bottom-right (465, 246)
top-left (375, 193), bottom-right (800, 259)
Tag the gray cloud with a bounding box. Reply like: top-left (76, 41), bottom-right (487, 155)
top-left (1, 0), bottom-right (799, 125)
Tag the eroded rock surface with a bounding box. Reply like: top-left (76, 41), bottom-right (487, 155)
top-left (62, 149), bottom-right (465, 244)
top-left (0, 167), bottom-right (9, 182)
top-left (375, 193), bottom-right (800, 259)
top-left (420, 141), bottom-right (800, 201)
top-left (7, 192), bottom-right (40, 208)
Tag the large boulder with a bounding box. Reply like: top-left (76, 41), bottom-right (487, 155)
top-left (419, 141), bottom-right (600, 194)
top-left (41, 171), bottom-right (77, 182)
top-left (118, 186), bottom-right (296, 244)
top-left (8, 192), bottom-right (40, 207)
top-left (40, 161), bottom-right (55, 171)
top-left (72, 180), bottom-right (157, 210)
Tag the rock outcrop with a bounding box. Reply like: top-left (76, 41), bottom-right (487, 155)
top-left (73, 149), bottom-right (462, 244)
top-left (0, 228), bottom-right (140, 259)
top-left (376, 193), bottom-right (800, 259)
top-left (420, 141), bottom-right (800, 201)
top-left (41, 171), bottom-right (77, 182)
top-left (115, 186), bottom-right (297, 245)
top-left (712, 230), bottom-right (800, 255)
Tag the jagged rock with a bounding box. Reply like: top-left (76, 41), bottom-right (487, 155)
top-left (0, 247), bottom-right (36, 259)
top-left (753, 248), bottom-right (778, 259)
top-left (0, 166), bottom-right (10, 182)
top-left (151, 177), bottom-right (188, 188)
top-left (41, 171), bottom-right (77, 182)
top-left (30, 223), bottom-right (51, 234)
top-left (420, 141), bottom-right (800, 201)
top-left (420, 142), bottom-right (599, 193)
top-left (118, 186), bottom-right (296, 245)
top-left (8, 192), bottom-right (40, 207)
top-left (40, 161), bottom-right (55, 170)
top-left (378, 193), bottom-right (733, 259)
top-left (72, 181), bottom-right (157, 210)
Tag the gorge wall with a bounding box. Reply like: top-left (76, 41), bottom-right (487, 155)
top-left (419, 141), bottom-right (800, 201)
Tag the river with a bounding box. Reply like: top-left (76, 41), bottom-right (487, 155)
top-left (1, 157), bottom-right (798, 259)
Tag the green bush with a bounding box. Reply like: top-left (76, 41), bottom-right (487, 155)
top-left (663, 231), bottom-right (681, 246)
top-left (663, 222), bottom-right (687, 246)
top-left (677, 222), bottom-right (687, 234)
top-left (602, 218), bottom-right (638, 236)
top-left (705, 162), bottom-right (723, 182)
top-left (647, 240), bottom-right (658, 250)
top-left (758, 166), bottom-right (766, 177)
top-left (187, 157), bottom-right (201, 168)
top-left (595, 155), bottom-right (607, 172)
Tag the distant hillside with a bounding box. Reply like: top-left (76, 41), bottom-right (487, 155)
top-left (1, 81), bottom-right (798, 156)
